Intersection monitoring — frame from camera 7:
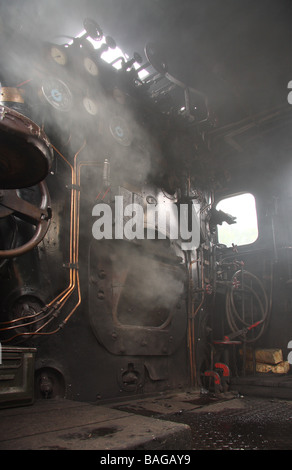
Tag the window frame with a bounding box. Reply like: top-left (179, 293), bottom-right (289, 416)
top-left (215, 191), bottom-right (259, 248)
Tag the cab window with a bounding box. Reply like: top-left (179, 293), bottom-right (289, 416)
top-left (216, 193), bottom-right (258, 247)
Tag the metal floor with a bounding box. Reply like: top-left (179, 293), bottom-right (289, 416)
top-left (0, 386), bottom-right (292, 450)
top-left (160, 395), bottom-right (292, 450)
top-left (111, 388), bottom-right (292, 450)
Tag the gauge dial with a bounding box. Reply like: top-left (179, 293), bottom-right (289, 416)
top-left (50, 46), bottom-right (67, 66)
top-left (84, 57), bottom-right (99, 76)
top-left (83, 97), bottom-right (98, 116)
top-left (109, 116), bottom-right (132, 146)
top-left (41, 78), bottom-right (72, 112)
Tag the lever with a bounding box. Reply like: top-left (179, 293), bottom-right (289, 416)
top-left (136, 42), bottom-right (168, 76)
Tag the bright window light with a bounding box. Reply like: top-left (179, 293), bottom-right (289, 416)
top-left (133, 63), bottom-right (150, 80)
top-left (76, 29), bottom-right (86, 38)
top-left (74, 29), bottom-right (148, 77)
top-left (87, 36), bottom-right (126, 69)
top-left (216, 193), bottom-right (258, 247)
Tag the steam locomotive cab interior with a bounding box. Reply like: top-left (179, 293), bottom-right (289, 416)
top-left (0, 1), bottom-right (291, 412)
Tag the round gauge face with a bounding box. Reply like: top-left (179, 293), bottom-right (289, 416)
top-left (50, 46), bottom-right (67, 66)
top-left (84, 57), bottom-right (99, 76)
top-left (109, 116), bottom-right (132, 146)
top-left (41, 78), bottom-right (72, 112)
top-left (83, 97), bottom-right (98, 116)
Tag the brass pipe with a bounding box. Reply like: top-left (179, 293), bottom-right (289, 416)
top-left (1, 142), bottom-right (87, 340)
top-left (188, 250), bottom-right (205, 387)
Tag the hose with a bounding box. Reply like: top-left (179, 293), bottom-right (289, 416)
top-left (225, 269), bottom-right (269, 343)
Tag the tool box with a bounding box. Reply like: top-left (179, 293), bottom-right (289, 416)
top-left (0, 346), bottom-right (37, 409)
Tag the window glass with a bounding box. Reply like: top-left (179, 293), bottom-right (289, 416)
top-left (216, 193), bottom-right (258, 247)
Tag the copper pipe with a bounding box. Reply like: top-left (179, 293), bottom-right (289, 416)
top-left (0, 309), bottom-right (53, 331)
top-left (1, 142), bottom-right (88, 340)
top-left (188, 249), bottom-right (205, 387)
top-left (0, 143), bottom-right (75, 330)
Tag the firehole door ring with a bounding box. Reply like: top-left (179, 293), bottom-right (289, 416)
top-left (88, 240), bottom-right (187, 356)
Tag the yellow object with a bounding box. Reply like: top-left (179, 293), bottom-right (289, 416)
top-left (242, 348), bottom-right (283, 365)
top-left (246, 360), bottom-right (290, 374)
top-left (0, 87), bottom-right (24, 103)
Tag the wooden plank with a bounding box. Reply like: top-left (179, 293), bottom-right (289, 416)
top-left (0, 400), bottom-right (127, 442)
top-left (245, 361), bottom-right (290, 374)
top-left (241, 348), bottom-right (284, 364)
top-left (254, 349), bottom-right (283, 365)
top-left (0, 399), bottom-right (192, 450)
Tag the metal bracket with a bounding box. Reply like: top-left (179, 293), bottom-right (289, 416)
top-left (63, 263), bottom-right (79, 270)
top-left (66, 184), bottom-right (81, 191)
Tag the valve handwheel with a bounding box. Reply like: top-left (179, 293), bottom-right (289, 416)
top-left (0, 181), bottom-right (51, 258)
top-left (144, 42), bottom-right (168, 75)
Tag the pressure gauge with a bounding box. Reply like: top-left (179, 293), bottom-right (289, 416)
top-left (82, 96), bottom-right (98, 116)
top-left (83, 57), bottom-right (99, 76)
top-left (50, 46), bottom-right (67, 66)
top-left (41, 78), bottom-right (72, 112)
top-left (109, 116), bottom-right (132, 146)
